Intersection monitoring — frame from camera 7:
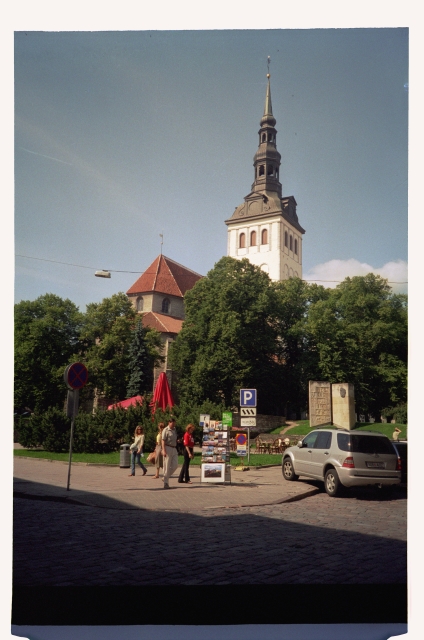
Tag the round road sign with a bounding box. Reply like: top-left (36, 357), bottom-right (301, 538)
top-left (64, 362), bottom-right (88, 390)
top-left (236, 433), bottom-right (247, 446)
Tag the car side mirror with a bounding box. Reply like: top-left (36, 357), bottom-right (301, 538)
top-left (297, 441), bottom-right (304, 448)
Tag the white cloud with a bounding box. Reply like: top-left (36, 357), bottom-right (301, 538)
top-left (303, 259), bottom-right (408, 294)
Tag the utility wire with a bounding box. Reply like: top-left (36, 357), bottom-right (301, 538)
top-left (15, 253), bottom-right (408, 284)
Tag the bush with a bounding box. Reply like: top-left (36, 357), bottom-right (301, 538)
top-left (16, 398), bottom-right (231, 453)
top-left (18, 407), bottom-right (71, 451)
top-left (172, 399), bottom-right (229, 444)
top-left (393, 403), bottom-right (407, 425)
top-left (381, 403), bottom-right (407, 425)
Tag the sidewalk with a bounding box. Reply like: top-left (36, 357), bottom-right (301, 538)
top-left (13, 456), bottom-right (319, 512)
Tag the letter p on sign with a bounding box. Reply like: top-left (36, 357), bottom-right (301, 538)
top-left (240, 389), bottom-right (257, 407)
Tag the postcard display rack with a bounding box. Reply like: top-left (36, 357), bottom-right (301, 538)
top-left (200, 418), bottom-right (232, 484)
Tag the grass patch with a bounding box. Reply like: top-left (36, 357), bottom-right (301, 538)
top-left (269, 420), bottom-right (310, 435)
top-left (354, 422), bottom-right (407, 439)
top-left (14, 449), bottom-right (121, 464)
top-left (14, 449), bottom-right (283, 467)
top-left (269, 420), bottom-right (406, 439)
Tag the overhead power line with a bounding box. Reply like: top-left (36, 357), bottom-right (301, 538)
top-left (15, 253), bottom-right (408, 285)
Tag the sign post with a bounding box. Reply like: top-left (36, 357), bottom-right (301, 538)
top-left (63, 363), bottom-right (88, 491)
top-left (240, 389), bottom-right (257, 465)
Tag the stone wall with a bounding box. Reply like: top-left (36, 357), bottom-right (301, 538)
top-left (232, 413), bottom-right (286, 433)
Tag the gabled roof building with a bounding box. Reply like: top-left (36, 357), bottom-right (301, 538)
top-left (126, 254), bottom-right (202, 391)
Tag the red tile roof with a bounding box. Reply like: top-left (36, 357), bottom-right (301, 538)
top-left (142, 311), bottom-right (184, 335)
top-left (127, 255), bottom-right (202, 297)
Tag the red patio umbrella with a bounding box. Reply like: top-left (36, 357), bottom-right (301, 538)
top-left (149, 373), bottom-right (175, 415)
top-left (107, 395), bottom-right (143, 410)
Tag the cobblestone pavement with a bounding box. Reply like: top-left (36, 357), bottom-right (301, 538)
top-left (13, 458), bottom-right (407, 587)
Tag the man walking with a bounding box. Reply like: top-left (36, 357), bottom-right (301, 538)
top-left (162, 417), bottom-right (179, 489)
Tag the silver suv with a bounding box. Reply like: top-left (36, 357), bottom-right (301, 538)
top-left (282, 428), bottom-right (401, 497)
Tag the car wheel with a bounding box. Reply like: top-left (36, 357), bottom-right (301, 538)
top-left (324, 468), bottom-right (343, 497)
top-left (282, 458), bottom-right (298, 481)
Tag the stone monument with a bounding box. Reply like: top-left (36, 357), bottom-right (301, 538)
top-left (331, 383), bottom-right (356, 430)
top-left (309, 381), bottom-right (332, 427)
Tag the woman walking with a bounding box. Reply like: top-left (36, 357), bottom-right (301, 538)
top-left (129, 425), bottom-right (147, 477)
top-left (153, 422), bottom-right (165, 479)
top-left (178, 423), bottom-right (195, 484)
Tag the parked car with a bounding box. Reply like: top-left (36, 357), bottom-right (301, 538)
top-left (282, 428), bottom-right (401, 497)
top-left (392, 441), bottom-right (407, 484)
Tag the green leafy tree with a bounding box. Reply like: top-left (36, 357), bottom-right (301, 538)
top-left (273, 277), bottom-right (329, 416)
top-left (79, 293), bottom-right (164, 403)
top-left (306, 274), bottom-right (407, 417)
top-left (126, 319), bottom-right (152, 397)
top-left (14, 294), bottom-right (83, 413)
top-left (169, 257), bottom-right (284, 414)
top-left (79, 293), bottom-right (137, 402)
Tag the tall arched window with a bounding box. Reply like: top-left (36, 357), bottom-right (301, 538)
top-left (289, 235), bottom-right (293, 251)
top-left (267, 165), bottom-right (273, 176)
top-left (261, 228), bottom-right (268, 244)
top-left (162, 298), bottom-right (170, 314)
top-left (259, 165), bottom-right (265, 176)
top-left (250, 230), bottom-right (257, 246)
top-left (136, 296), bottom-right (144, 312)
top-left (239, 233), bottom-right (246, 249)
top-left (262, 133), bottom-right (266, 142)
top-left (294, 239), bottom-right (298, 255)
top-left (284, 231), bottom-right (288, 248)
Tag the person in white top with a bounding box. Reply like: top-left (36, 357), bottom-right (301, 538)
top-left (161, 417), bottom-right (178, 489)
top-left (129, 425), bottom-right (147, 476)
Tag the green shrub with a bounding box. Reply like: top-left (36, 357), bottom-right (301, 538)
top-left (393, 403), bottom-right (407, 425)
top-left (381, 403), bottom-right (407, 425)
top-left (16, 398), bottom-right (231, 453)
top-left (19, 407), bottom-right (71, 451)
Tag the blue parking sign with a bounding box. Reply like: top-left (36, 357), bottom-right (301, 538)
top-left (240, 389), bottom-right (257, 407)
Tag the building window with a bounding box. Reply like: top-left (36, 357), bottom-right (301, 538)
top-left (250, 230), bottom-right (257, 246)
top-left (267, 165), bottom-right (273, 176)
top-left (262, 133), bottom-right (266, 142)
top-left (284, 231), bottom-right (288, 248)
top-left (290, 235), bottom-right (293, 251)
top-left (136, 296), bottom-right (143, 312)
top-left (268, 133), bottom-right (273, 142)
top-left (294, 239), bottom-right (298, 255)
top-left (259, 165), bottom-right (265, 176)
top-left (261, 228), bottom-right (268, 244)
top-left (239, 233), bottom-right (246, 249)
top-left (162, 298), bottom-right (170, 314)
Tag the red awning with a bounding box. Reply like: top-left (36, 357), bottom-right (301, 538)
top-left (149, 373), bottom-right (174, 414)
top-left (107, 395), bottom-right (143, 410)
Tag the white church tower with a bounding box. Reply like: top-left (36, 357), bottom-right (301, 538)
top-left (225, 63), bottom-right (305, 281)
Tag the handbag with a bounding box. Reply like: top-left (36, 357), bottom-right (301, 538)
top-left (147, 451), bottom-right (156, 464)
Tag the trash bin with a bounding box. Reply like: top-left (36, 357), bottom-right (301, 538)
top-left (120, 444), bottom-right (131, 468)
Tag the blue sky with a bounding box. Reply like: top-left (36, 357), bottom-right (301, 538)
top-left (14, 28), bottom-right (408, 309)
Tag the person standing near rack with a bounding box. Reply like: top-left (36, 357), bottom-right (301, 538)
top-left (153, 422), bottom-right (165, 479)
top-left (162, 417), bottom-right (178, 489)
top-left (178, 423), bottom-right (195, 484)
top-left (129, 425), bottom-right (147, 477)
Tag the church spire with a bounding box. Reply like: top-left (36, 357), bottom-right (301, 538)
top-left (252, 57), bottom-right (281, 197)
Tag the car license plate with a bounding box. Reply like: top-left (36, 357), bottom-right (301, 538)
top-left (366, 461), bottom-right (385, 468)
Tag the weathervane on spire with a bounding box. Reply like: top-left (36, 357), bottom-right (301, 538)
top-left (160, 232), bottom-right (163, 254)
top-left (267, 55), bottom-right (271, 78)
